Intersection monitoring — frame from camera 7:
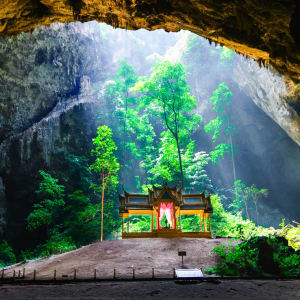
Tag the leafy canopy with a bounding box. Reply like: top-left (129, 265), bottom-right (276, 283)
top-left (89, 125), bottom-right (120, 188)
top-left (26, 170), bottom-right (65, 231)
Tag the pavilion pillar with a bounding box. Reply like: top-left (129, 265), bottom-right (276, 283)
top-left (122, 217), bottom-right (124, 234)
top-left (208, 214), bottom-right (211, 232)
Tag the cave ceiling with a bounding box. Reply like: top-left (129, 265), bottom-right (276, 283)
top-left (0, 0), bottom-right (299, 82)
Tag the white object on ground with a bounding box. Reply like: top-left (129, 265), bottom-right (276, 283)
top-left (175, 268), bottom-right (203, 278)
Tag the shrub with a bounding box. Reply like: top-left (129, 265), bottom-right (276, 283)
top-left (0, 240), bottom-right (16, 267)
top-left (213, 236), bottom-right (300, 277)
top-left (35, 232), bottom-right (76, 257)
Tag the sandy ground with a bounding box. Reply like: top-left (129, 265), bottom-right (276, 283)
top-left (2, 238), bottom-right (239, 280)
top-left (0, 279), bottom-right (299, 299)
top-left (1, 239), bottom-right (299, 299)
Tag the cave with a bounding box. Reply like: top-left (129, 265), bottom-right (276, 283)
top-left (0, 2), bottom-right (299, 299)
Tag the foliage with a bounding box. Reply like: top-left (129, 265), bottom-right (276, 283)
top-left (213, 236), bottom-right (300, 277)
top-left (278, 219), bottom-right (300, 250)
top-left (210, 194), bottom-right (270, 239)
top-left (213, 241), bottom-right (260, 276)
top-left (134, 60), bottom-right (202, 187)
top-left (232, 180), bottom-right (268, 223)
top-left (184, 151), bottom-right (213, 193)
top-left (89, 125), bottom-right (120, 241)
top-left (90, 125), bottom-right (120, 189)
top-left (63, 190), bottom-right (100, 245)
top-left (25, 167), bottom-right (112, 258)
top-left (127, 216), bottom-right (152, 233)
top-left (0, 240), bottom-right (16, 267)
top-left (19, 249), bottom-right (35, 262)
top-left (205, 82), bottom-right (235, 164)
top-left (35, 231), bottom-right (76, 257)
top-left (205, 268), bottom-right (213, 275)
top-left (26, 170), bottom-right (65, 232)
top-left (65, 154), bottom-right (93, 192)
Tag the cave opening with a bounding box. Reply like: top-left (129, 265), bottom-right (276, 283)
top-left (0, 20), bottom-right (299, 284)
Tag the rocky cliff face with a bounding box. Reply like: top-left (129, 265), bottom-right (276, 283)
top-left (0, 21), bottom-right (299, 246)
top-left (0, 0), bottom-right (299, 83)
top-left (233, 58), bottom-right (300, 146)
top-left (0, 22), bottom-right (104, 243)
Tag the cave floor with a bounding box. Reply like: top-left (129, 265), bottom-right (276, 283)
top-left (0, 279), bottom-right (299, 299)
top-left (3, 238), bottom-right (240, 280)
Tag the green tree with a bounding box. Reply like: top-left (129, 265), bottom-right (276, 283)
top-left (185, 151), bottom-right (213, 193)
top-left (204, 82), bottom-right (237, 183)
top-left (26, 170), bottom-right (65, 232)
top-left (111, 60), bottom-right (138, 164)
top-left (89, 125), bottom-right (120, 241)
top-left (232, 180), bottom-right (268, 223)
top-left (134, 61), bottom-right (201, 188)
top-left (0, 240), bottom-right (16, 267)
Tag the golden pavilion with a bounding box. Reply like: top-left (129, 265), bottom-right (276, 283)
top-left (119, 183), bottom-right (213, 238)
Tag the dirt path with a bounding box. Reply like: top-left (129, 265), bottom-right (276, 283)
top-left (0, 279), bottom-right (299, 299)
top-left (3, 238), bottom-right (236, 280)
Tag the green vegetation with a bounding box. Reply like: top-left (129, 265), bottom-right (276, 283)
top-left (213, 236), bottom-right (300, 277)
top-left (89, 125), bottom-right (120, 241)
top-left (204, 82), bottom-right (237, 182)
top-left (134, 61), bottom-right (201, 188)
top-left (0, 240), bottom-right (16, 267)
top-left (1, 32), bottom-right (298, 275)
top-left (232, 180), bottom-right (268, 223)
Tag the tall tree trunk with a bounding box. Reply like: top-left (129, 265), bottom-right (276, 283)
top-left (175, 136), bottom-right (184, 190)
top-left (254, 199), bottom-right (259, 224)
top-left (228, 119), bottom-right (237, 184)
top-left (101, 171), bottom-right (105, 241)
top-left (244, 198), bottom-right (250, 220)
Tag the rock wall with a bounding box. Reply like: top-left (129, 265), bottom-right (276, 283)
top-left (0, 22), bottom-right (104, 241)
top-left (233, 58), bottom-right (300, 146)
top-left (0, 0), bottom-right (299, 82)
top-left (0, 21), bottom-right (299, 246)
top-left (0, 177), bottom-right (5, 235)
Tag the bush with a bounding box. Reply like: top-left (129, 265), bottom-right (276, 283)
top-left (19, 249), bottom-right (35, 262)
top-left (205, 268), bottom-right (213, 275)
top-left (0, 240), bottom-right (16, 267)
top-left (213, 236), bottom-right (300, 277)
top-left (35, 232), bottom-right (76, 257)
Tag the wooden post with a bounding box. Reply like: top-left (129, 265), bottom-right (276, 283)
top-left (18, 270), bottom-right (21, 279)
top-left (152, 268), bottom-right (154, 279)
top-left (1, 268), bottom-right (4, 279)
top-left (101, 172), bottom-right (105, 242)
top-left (132, 268), bottom-right (135, 280)
top-left (113, 268), bottom-right (116, 279)
top-left (173, 268), bottom-right (176, 278)
top-left (74, 269), bottom-right (77, 280)
top-left (54, 270), bottom-right (56, 280)
top-left (94, 269), bottom-right (96, 280)
top-left (122, 217), bottom-right (124, 235)
top-left (13, 270), bottom-right (15, 280)
top-left (33, 270), bottom-right (36, 281)
top-left (208, 214), bottom-right (211, 232)
top-left (23, 268), bottom-right (25, 279)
